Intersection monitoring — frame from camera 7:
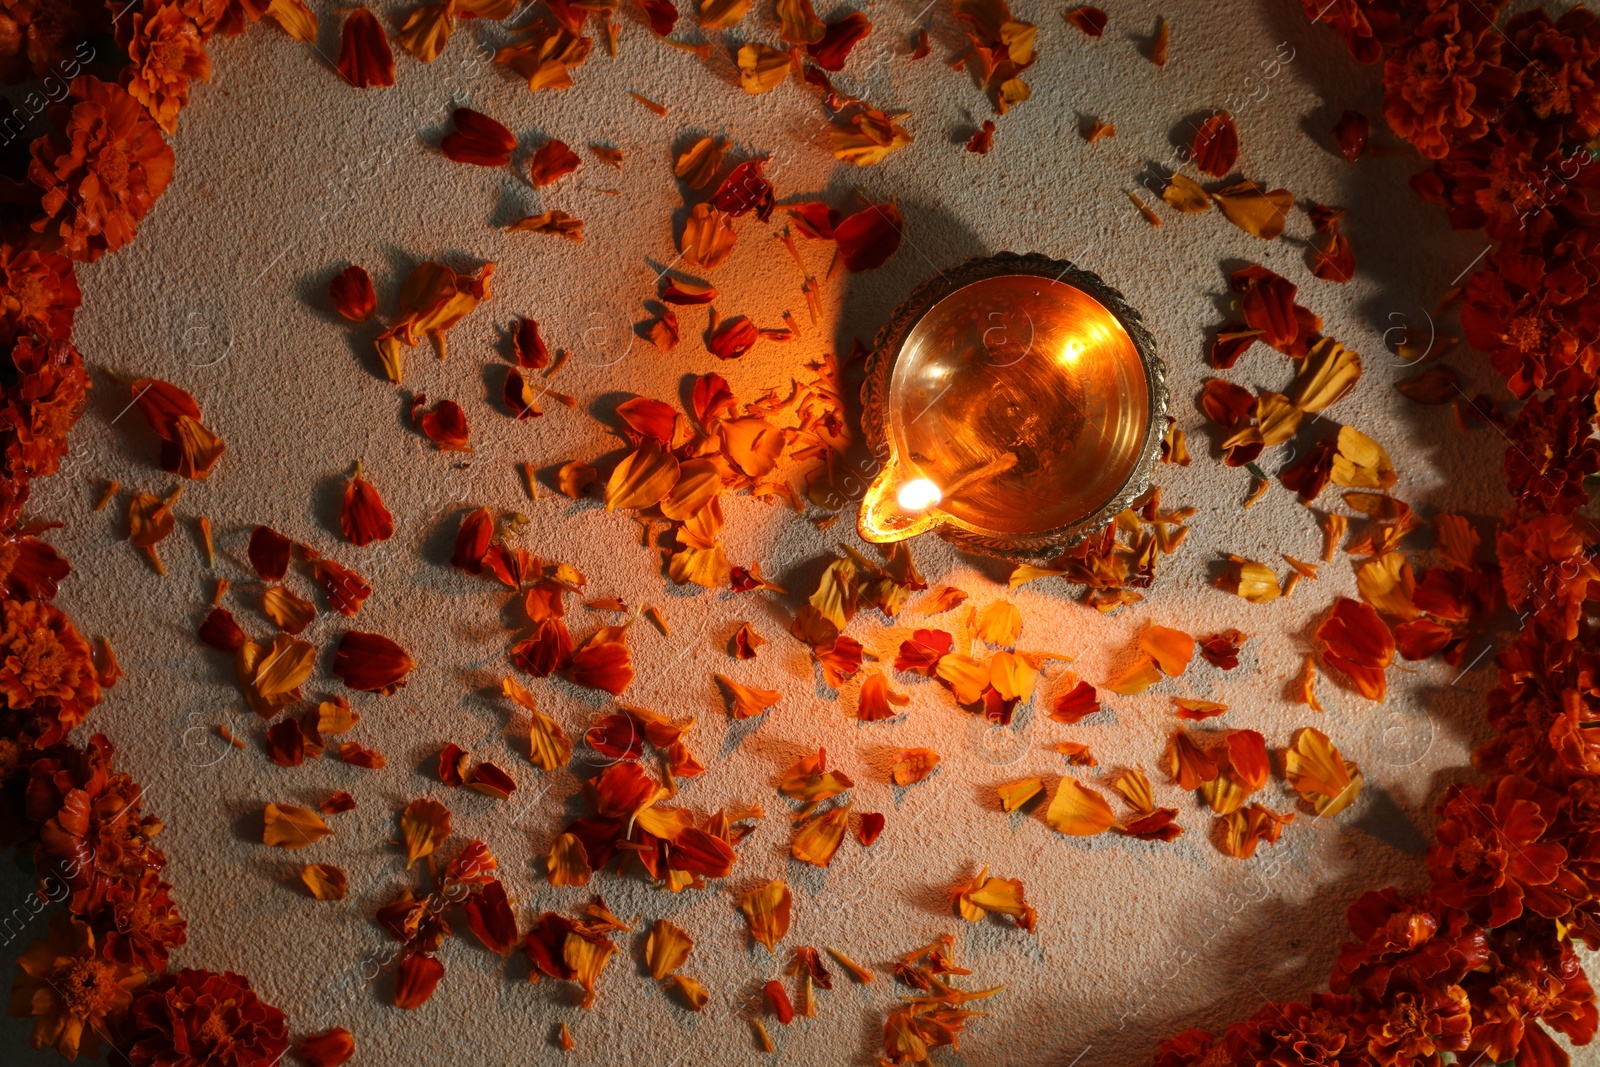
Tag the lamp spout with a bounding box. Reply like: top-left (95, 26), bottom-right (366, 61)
top-left (858, 462), bottom-right (942, 544)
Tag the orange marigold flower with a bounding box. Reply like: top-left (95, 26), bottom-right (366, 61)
top-left (0, 337), bottom-right (90, 513)
top-left (10, 913), bottom-right (142, 1059)
top-left (28, 77), bottom-right (175, 262)
top-left (119, 3), bottom-right (212, 134)
top-left (123, 967), bottom-right (289, 1067)
top-left (0, 241), bottom-right (80, 347)
top-left (0, 596), bottom-right (100, 736)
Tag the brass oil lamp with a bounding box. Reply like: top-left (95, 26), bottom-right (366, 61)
top-left (858, 253), bottom-right (1167, 560)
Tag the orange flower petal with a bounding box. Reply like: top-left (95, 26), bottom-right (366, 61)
top-left (399, 798), bottom-right (451, 868)
top-left (263, 802), bottom-right (332, 849)
top-left (891, 748), bottom-right (940, 787)
top-left (1045, 777), bottom-right (1116, 836)
top-left (739, 879), bottom-right (792, 953)
top-left (300, 863), bottom-right (348, 900)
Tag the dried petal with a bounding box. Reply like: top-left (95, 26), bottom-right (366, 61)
top-left (333, 630), bottom-right (414, 694)
top-left (342, 468), bottom-right (394, 546)
top-left (337, 8), bottom-right (396, 88)
top-left (891, 748), bottom-right (940, 787)
top-left (1192, 111), bottom-right (1238, 176)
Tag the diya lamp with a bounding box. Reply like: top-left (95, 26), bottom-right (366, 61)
top-left (857, 253), bottom-right (1167, 560)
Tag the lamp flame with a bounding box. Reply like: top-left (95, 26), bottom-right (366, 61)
top-left (896, 478), bottom-right (942, 511)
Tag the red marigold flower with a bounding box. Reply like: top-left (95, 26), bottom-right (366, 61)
top-left (0, 337), bottom-right (90, 512)
top-left (1505, 8), bottom-right (1600, 143)
top-left (1382, 4), bottom-right (1521, 160)
top-left (100, 868), bottom-right (189, 973)
top-left (1502, 395), bottom-right (1600, 515)
top-left (28, 77), bottom-right (176, 262)
top-left (1413, 128), bottom-right (1585, 246)
top-left (1465, 924), bottom-right (1599, 1065)
top-left (0, 596), bottom-right (101, 739)
top-left (1330, 888), bottom-right (1487, 1001)
top-left (1427, 775), bottom-right (1575, 928)
top-left (124, 967), bottom-right (290, 1067)
top-left (1227, 993), bottom-right (1364, 1067)
top-left (1496, 514), bottom-right (1599, 642)
top-left (1462, 234), bottom-right (1600, 399)
top-left (1363, 984), bottom-right (1472, 1067)
top-left (0, 0), bottom-right (111, 83)
top-left (27, 734), bottom-right (164, 912)
top-left (120, 3), bottom-right (212, 134)
top-left (11, 912), bottom-right (142, 1060)
top-left (0, 241), bottom-right (80, 348)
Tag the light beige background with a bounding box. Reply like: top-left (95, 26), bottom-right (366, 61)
top-left (3, 1), bottom-right (1582, 1064)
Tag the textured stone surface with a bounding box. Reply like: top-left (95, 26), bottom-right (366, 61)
top-left (0, 1), bottom-right (1581, 1064)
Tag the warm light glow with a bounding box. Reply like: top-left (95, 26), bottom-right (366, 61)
top-left (1058, 339), bottom-right (1085, 364)
top-left (897, 478), bottom-right (942, 511)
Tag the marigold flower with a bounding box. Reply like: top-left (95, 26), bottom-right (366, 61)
top-left (120, 3), bottom-right (212, 134)
top-left (0, 596), bottom-right (100, 736)
top-left (1330, 887), bottom-right (1488, 1001)
top-left (123, 967), bottom-right (289, 1067)
top-left (9, 913), bottom-right (142, 1059)
top-left (0, 241), bottom-right (80, 348)
top-left (1382, 5), bottom-right (1520, 160)
top-left (28, 77), bottom-right (175, 262)
top-left (1461, 236), bottom-right (1600, 399)
top-left (1502, 395), bottom-right (1600, 515)
top-left (100, 868), bottom-right (188, 973)
top-left (1427, 775), bottom-right (1574, 927)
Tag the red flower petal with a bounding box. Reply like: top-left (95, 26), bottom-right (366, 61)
top-left (248, 525), bottom-right (294, 581)
top-left (333, 630), bottom-right (414, 694)
top-left (337, 8), bottom-right (395, 89)
top-left (528, 139), bottom-right (581, 187)
top-left (328, 265), bottom-right (376, 322)
top-left (452, 508), bottom-right (494, 574)
top-left (834, 202), bottom-right (903, 272)
top-left (1192, 111), bottom-right (1239, 177)
top-left (394, 952), bottom-right (444, 1009)
top-left (807, 12), bottom-right (872, 72)
top-left (441, 108), bottom-right (516, 167)
top-left (341, 470), bottom-right (395, 546)
top-left (198, 607), bottom-right (247, 652)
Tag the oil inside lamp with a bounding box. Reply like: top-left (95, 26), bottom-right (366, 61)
top-left (858, 260), bottom-right (1164, 557)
